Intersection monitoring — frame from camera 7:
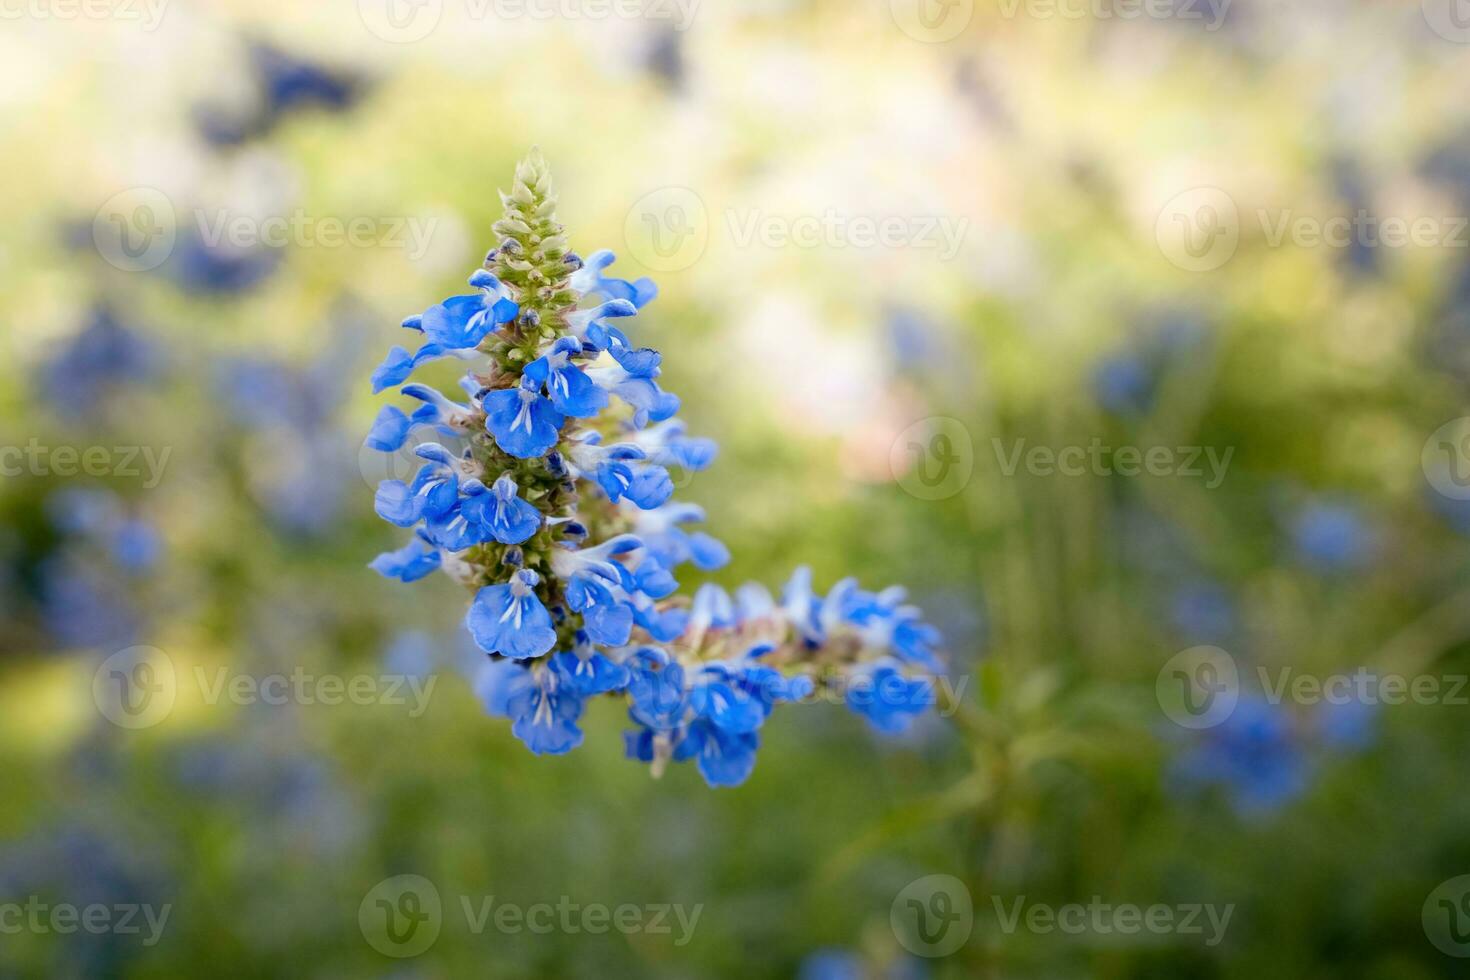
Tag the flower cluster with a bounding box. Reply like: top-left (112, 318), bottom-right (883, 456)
top-left (365, 151), bottom-right (944, 787)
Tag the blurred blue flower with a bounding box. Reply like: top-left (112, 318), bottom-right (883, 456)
top-left (1170, 580), bottom-right (1236, 643)
top-left (1171, 694), bottom-right (1309, 815)
top-left (41, 306), bottom-right (161, 420)
top-left (1288, 501), bottom-right (1373, 573)
top-left (799, 950), bottom-right (864, 980)
top-left (194, 41), bottom-right (366, 147)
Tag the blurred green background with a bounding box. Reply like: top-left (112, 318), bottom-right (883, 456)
top-left (3, 0), bottom-right (1470, 976)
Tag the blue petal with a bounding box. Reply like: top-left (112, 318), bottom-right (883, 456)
top-left (465, 579), bottom-right (557, 660)
top-left (374, 480), bottom-right (420, 527)
top-left (369, 538), bottom-right (440, 582)
top-left (626, 466), bottom-right (674, 510)
top-left (483, 385), bottom-right (564, 459)
top-left (551, 650), bottom-right (631, 696)
top-left (507, 675), bottom-right (584, 755)
top-left (364, 405), bottom-right (411, 452)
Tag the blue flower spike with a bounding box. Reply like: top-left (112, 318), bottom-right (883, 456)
top-left (367, 150), bottom-right (946, 787)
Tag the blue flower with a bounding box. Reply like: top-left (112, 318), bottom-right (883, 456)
top-left (1092, 352), bottom-right (1155, 416)
top-left (483, 376), bottom-right (565, 458)
top-left (564, 572), bottom-right (634, 646)
top-left (401, 383), bottom-right (474, 432)
top-left (627, 649), bottom-right (689, 732)
top-left (845, 660), bottom-right (935, 734)
top-left (461, 474), bottom-right (542, 545)
top-left (524, 336), bottom-right (608, 417)
top-left (681, 719), bottom-right (759, 787)
top-left (409, 270), bottom-right (520, 350)
top-left (252, 41), bottom-right (361, 117)
top-left (364, 405), bottom-right (411, 452)
top-left (1289, 501), bottom-right (1373, 572)
top-left (506, 668), bottom-right (585, 755)
top-left (551, 648), bottom-right (631, 696)
top-left (633, 419), bottom-right (718, 472)
top-left (798, 950), bottom-right (865, 980)
top-left (689, 584), bottom-right (737, 634)
top-left (585, 361), bottom-right (680, 428)
top-left (165, 232), bottom-right (282, 295)
top-left (633, 504), bottom-right (729, 571)
top-left (476, 657), bottom-right (533, 717)
top-left (41, 306), bottom-right (160, 419)
top-left (566, 299), bottom-right (640, 352)
top-left (569, 250), bottom-right (658, 308)
top-left (369, 535), bottom-right (441, 582)
top-left (370, 343), bottom-right (465, 393)
top-left (1170, 694), bottom-right (1310, 816)
top-left (466, 569), bottom-right (558, 659)
top-left (374, 457), bottom-right (458, 528)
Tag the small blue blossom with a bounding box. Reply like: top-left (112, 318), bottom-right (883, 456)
top-left (1289, 501), bottom-right (1373, 572)
top-left (462, 474), bottom-right (542, 545)
top-left (524, 336), bottom-right (608, 417)
top-left (483, 376), bottom-right (565, 458)
top-left (506, 668), bottom-right (586, 755)
top-left (41, 306), bottom-right (160, 420)
top-left (369, 535), bottom-right (441, 582)
top-left (551, 647), bottom-right (631, 696)
top-left (364, 405), bottom-right (411, 452)
top-left (411, 270), bottom-right (520, 350)
top-left (466, 569), bottom-right (558, 659)
top-left (845, 660), bottom-right (936, 734)
top-left (569, 250), bottom-right (658, 308)
top-left (1170, 694), bottom-right (1310, 816)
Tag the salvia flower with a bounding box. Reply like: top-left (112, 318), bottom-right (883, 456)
top-left (366, 151), bottom-right (947, 787)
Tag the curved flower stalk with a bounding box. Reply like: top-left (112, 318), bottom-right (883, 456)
top-left (366, 150), bottom-right (945, 787)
